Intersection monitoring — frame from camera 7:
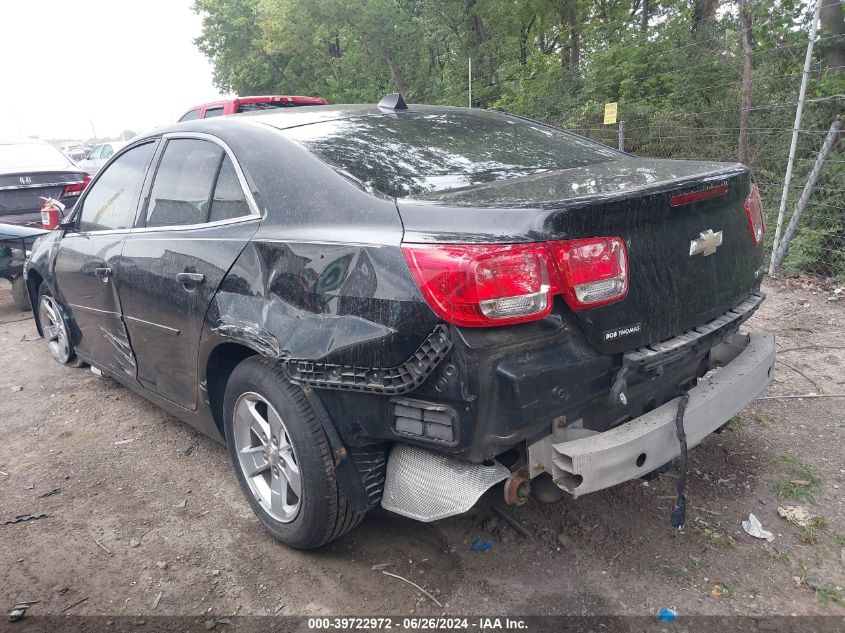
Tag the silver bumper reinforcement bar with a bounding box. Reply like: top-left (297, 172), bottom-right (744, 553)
top-left (528, 332), bottom-right (776, 497)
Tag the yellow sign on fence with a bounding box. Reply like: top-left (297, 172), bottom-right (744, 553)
top-left (604, 102), bottom-right (618, 125)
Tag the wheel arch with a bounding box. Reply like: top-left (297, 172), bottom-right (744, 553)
top-left (204, 341), bottom-right (257, 439)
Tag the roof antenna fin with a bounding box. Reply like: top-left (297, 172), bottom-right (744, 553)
top-left (378, 93), bottom-right (408, 111)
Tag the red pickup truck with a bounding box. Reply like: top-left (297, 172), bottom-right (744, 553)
top-left (179, 95), bottom-right (329, 121)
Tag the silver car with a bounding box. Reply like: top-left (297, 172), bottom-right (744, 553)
top-left (77, 141), bottom-right (128, 175)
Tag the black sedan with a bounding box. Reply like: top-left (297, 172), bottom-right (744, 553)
top-left (1, 139), bottom-right (91, 226)
top-left (24, 96), bottom-right (769, 549)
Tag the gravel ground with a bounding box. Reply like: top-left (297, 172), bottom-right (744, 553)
top-left (1, 277), bottom-right (843, 618)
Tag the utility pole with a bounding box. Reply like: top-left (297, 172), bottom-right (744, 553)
top-left (770, 0), bottom-right (822, 275)
top-left (738, 0), bottom-right (753, 165)
top-left (468, 58), bottom-right (472, 108)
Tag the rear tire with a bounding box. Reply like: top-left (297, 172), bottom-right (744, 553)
top-left (223, 357), bottom-right (365, 549)
top-left (11, 275), bottom-right (30, 311)
top-left (36, 283), bottom-right (86, 367)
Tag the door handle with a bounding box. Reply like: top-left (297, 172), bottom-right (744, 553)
top-left (95, 267), bottom-right (112, 281)
top-left (176, 272), bottom-right (205, 285)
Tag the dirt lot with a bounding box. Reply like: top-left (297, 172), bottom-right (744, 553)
top-left (1, 277), bottom-right (844, 618)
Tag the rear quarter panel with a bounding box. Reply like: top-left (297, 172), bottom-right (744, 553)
top-left (195, 121), bottom-right (438, 417)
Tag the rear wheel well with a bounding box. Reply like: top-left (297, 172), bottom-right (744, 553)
top-left (206, 343), bottom-right (257, 439)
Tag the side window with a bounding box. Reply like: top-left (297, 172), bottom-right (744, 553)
top-left (145, 139), bottom-right (222, 228)
top-left (179, 109), bottom-right (200, 122)
top-left (101, 144), bottom-right (113, 159)
top-left (86, 145), bottom-right (102, 160)
top-left (78, 142), bottom-right (156, 232)
top-left (209, 157), bottom-right (251, 222)
top-left (204, 106), bottom-right (224, 118)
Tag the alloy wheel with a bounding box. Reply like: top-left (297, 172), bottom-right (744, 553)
top-left (39, 295), bottom-right (72, 364)
top-left (232, 391), bottom-right (302, 523)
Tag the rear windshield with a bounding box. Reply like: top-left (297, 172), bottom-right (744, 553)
top-left (0, 143), bottom-right (73, 170)
top-left (283, 110), bottom-right (620, 198)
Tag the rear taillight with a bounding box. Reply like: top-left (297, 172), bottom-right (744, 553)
top-left (402, 236), bottom-right (628, 327)
top-left (62, 172), bottom-right (92, 198)
top-left (549, 237), bottom-right (628, 311)
top-left (401, 243), bottom-right (552, 327)
top-left (744, 184), bottom-right (765, 246)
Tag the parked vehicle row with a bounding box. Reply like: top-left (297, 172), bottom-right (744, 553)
top-left (1, 222), bottom-right (48, 309)
top-left (77, 141), bottom-right (128, 176)
top-left (0, 139), bottom-right (90, 227)
top-left (24, 95), bottom-right (774, 549)
top-left (179, 95), bottom-right (330, 122)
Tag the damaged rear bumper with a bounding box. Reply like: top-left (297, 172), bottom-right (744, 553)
top-left (527, 332), bottom-right (776, 497)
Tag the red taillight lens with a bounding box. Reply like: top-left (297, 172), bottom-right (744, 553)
top-left (549, 237), bottom-right (628, 311)
top-left (402, 236), bottom-right (628, 326)
top-left (62, 172), bottom-right (92, 198)
top-left (401, 243), bottom-right (552, 327)
top-left (744, 184), bottom-right (765, 246)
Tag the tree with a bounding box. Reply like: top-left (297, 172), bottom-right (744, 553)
top-left (192, 0), bottom-right (845, 275)
top-left (819, 0), bottom-right (845, 71)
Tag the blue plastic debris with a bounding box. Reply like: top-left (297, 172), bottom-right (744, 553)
top-left (657, 608), bottom-right (678, 622)
top-left (471, 538), bottom-right (493, 552)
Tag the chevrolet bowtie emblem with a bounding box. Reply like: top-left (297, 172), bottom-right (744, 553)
top-left (689, 229), bottom-right (723, 257)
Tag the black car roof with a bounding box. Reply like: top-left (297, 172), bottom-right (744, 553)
top-left (149, 103), bottom-right (481, 140)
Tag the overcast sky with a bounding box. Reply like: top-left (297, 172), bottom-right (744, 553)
top-left (0, 0), bottom-right (227, 141)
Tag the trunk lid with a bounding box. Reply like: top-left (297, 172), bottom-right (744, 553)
top-left (0, 170), bottom-right (82, 217)
top-left (397, 158), bottom-right (764, 354)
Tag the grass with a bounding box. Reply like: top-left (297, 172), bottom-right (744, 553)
top-left (727, 415), bottom-right (748, 432)
top-left (816, 584), bottom-right (845, 607)
top-left (772, 456), bottom-right (823, 500)
top-left (835, 534), bottom-right (845, 546)
top-left (752, 412), bottom-right (772, 427)
top-left (800, 528), bottom-right (819, 545)
top-left (799, 516), bottom-right (830, 545)
top-left (727, 412), bottom-right (770, 431)
top-left (711, 583), bottom-right (738, 598)
top-left (767, 549), bottom-right (790, 564)
top-left (804, 576), bottom-right (845, 607)
top-left (704, 529), bottom-right (737, 549)
top-left (809, 516), bottom-right (829, 530)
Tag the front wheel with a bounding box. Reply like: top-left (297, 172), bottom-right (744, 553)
top-left (37, 284), bottom-right (85, 367)
top-left (223, 357), bottom-right (365, 549)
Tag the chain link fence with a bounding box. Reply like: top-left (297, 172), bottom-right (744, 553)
top-left (564, 112), bottom-right (844, 279)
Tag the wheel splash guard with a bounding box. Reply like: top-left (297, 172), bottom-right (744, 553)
top-left (381, 443), bottom-right (509, 522)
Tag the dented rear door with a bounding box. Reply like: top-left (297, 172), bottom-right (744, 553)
top-left (117, 137), bottom-right (260, 411)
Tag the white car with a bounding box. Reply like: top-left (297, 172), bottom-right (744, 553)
top-left (77, 141), bottom-right (128, 175)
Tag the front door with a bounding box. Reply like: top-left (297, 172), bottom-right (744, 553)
top-left (54, 140), bottom-right (157, 377)
top-left (118, 136), bottom-right (259, 409)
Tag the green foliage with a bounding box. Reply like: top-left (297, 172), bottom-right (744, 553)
top-left (193, 0), bottom-right (845, 276)
top-left (773, 455), bottom-right (824, 500)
